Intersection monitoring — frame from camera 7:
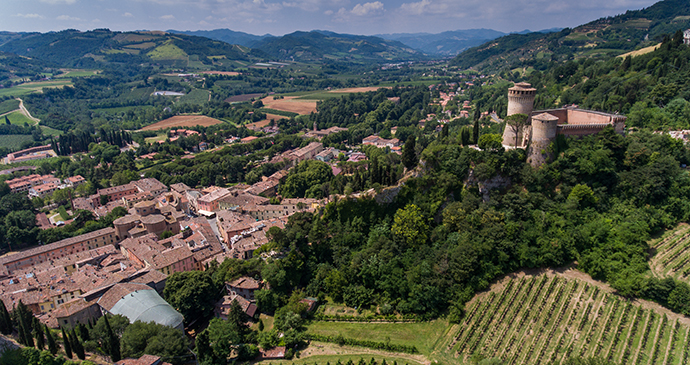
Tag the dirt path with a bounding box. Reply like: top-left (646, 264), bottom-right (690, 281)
top-left (17, 98), bottom-right (40, 123)
top-left (301, 341), bottom-right (429, 365)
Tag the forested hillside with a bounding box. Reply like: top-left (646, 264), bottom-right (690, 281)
top-left (0, 29), bottom-right (256, 69)
top-left (451, 0), bottom-right (690, 71)
top-left (253, 31), bottom-right (423, 63)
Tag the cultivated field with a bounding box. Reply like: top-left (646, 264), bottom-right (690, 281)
top-left (449, 273), bottom-right (690, 365)
top-left (0, 135), bottom-right (34, 149)
top-left (260, 96), bottom-right (317, 115)
top-left (0, 79), bottom-right (72, 97)
top-left (224, 93), bottom-right (263, 103)
top-left (329, 87), bottom-right (390, 93)
top-left (619, 43), bottom-right (662, 58)
top-left (245, 114), bottom-right (286, 130)
top-left (201, 71), bottom-right (240, 76)
top-left (649, 224), bottom-right (690, 281)
top-left (141, 115), bottom-right (224, 131)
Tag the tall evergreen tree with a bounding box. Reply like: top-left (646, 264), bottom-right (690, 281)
top-left (402, 135), bottom-right (417, 170)
top-left (33, 317), bottom-right (45, 349)
top-left (77, 323), bottom-right (90, 341)
top-left (0, 300), bottom-right (11, 335)
top-left (45, 324), bottom-right (58, 355)
top-left (473, 118), bottom-right (479, 144)
top-left (61, 327), bottom-right (72, 359)
top-left (104, 315), bottom-right (121, 362)
top-left (70, 328), bottom-right (85, 360)
top-left (15, 301), bottom-right (34, 347)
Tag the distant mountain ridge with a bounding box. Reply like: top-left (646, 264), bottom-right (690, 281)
top-left (375, 29), bottom-right (507, 55)
top-left (451, 0), bottom-right (690, 71)
top-left (168, 29), bottom-right (273, 48)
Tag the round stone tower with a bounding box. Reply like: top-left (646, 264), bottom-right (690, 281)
top-left (507, 82), bottom-right (536, 117)
top-left (528, 112), bottom-right (559, 167)
top-left (502, 82), bottom-right (537, 147)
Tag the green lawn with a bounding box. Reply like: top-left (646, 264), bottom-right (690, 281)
top-left (306, 319), bottom-right (449, 356)
top-left (0, 135), bottom-right (34, 149)
top-left (5, 111), bottom-right (35, 126)
top-left (40, 125), bottom-right (62, 136)
top-left (0, 99), bottom-right (20, 115)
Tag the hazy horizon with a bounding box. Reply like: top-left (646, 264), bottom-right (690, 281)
top-left (2, 0), bottom-right (659, 36)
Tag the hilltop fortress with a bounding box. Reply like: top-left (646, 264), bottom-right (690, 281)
top-left (501, 82), bottom-right (626, 167)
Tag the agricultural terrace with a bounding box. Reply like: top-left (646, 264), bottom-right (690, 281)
top-left (449, 273), bottom-right (690, 365)
top-left (650, 224), bottom-right (690, 282)
top-left (141, 115), bottom-right (224, 131)
top-left (297, 271), bottom-right (690, 365)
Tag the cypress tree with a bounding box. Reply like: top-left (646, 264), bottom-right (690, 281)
top-left (33, 317), bottom-right (45, 349)
top-left (45, 324), bottom-right (58, 355)
top-left (473, 118), bottom-right (479, 144)
top-left (78, 323), bottom-right (90, 341)
top-left (15, 302), bottom-right (33, 347)
top-left (0, 300), bottom-right (11, 335)
top-left (402, 135), bottom-right (417, 170)
top-left (61, 327), bottom-right (73, 359)
top-left (71, 328), bottom-right (85, 360)
top-left (104, 315), bottom-right (121, 362)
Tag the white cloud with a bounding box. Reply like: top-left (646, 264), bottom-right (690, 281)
top-left (40, 0), bottom-right (77, 4)
top-left (56, 15), bottom-right (82, 21)
top-left (14, 13), bottom-right (45, 19)
top-left (351, 2), bottom-right (384, 16)
top-left (123, 12), bottom-right (134, 17)
top-left (332, 1), bottom-right (384, 21)
top-left (399, 0), bottom-right (449, 15)
top-left (324, 9), bottom-right (333, 15)
top-left (160, 14), bottom-right (176, 20)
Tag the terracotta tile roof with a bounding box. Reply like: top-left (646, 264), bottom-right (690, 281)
top-left (0, 227), bottom-right (116, 267)
top-left (97, 283), bottom-right (154, 312)
top-left (227, 276), bottom-right (260, 290)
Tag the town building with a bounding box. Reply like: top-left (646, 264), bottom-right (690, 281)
top-left (6, 145), bottom-right (54, 164)
top-left (0, 227), bottom-right (118, 275)
top-left (197, 188), bottom-right (231, 214)
top-left (226, 276), bottom-right (261, 301)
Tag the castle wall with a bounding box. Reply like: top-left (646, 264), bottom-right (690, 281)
top-left (567, 109), bottom-right (619, 125)
top-left (558, 124), bottom-right (610, 137)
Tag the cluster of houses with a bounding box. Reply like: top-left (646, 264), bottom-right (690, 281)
top-left (6, 173), bottom-right (86, 198)
top-left (0, 169), bottom-right (326, 335)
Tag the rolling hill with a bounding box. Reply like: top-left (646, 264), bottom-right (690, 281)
top-left (168, 28), bottom-right (273, 48)
top-left (451, 0), bottom-right (690, 71)
top-left (0, 29), bottom-right (257, 69)
top-left (252, 30), bottom-right (424, 63)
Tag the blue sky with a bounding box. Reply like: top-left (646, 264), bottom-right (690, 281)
top-left (2, 0), bottom-right (659, 35)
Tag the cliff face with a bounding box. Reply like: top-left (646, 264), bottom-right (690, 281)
top-left (465, 168), bottom-right (511, 202)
